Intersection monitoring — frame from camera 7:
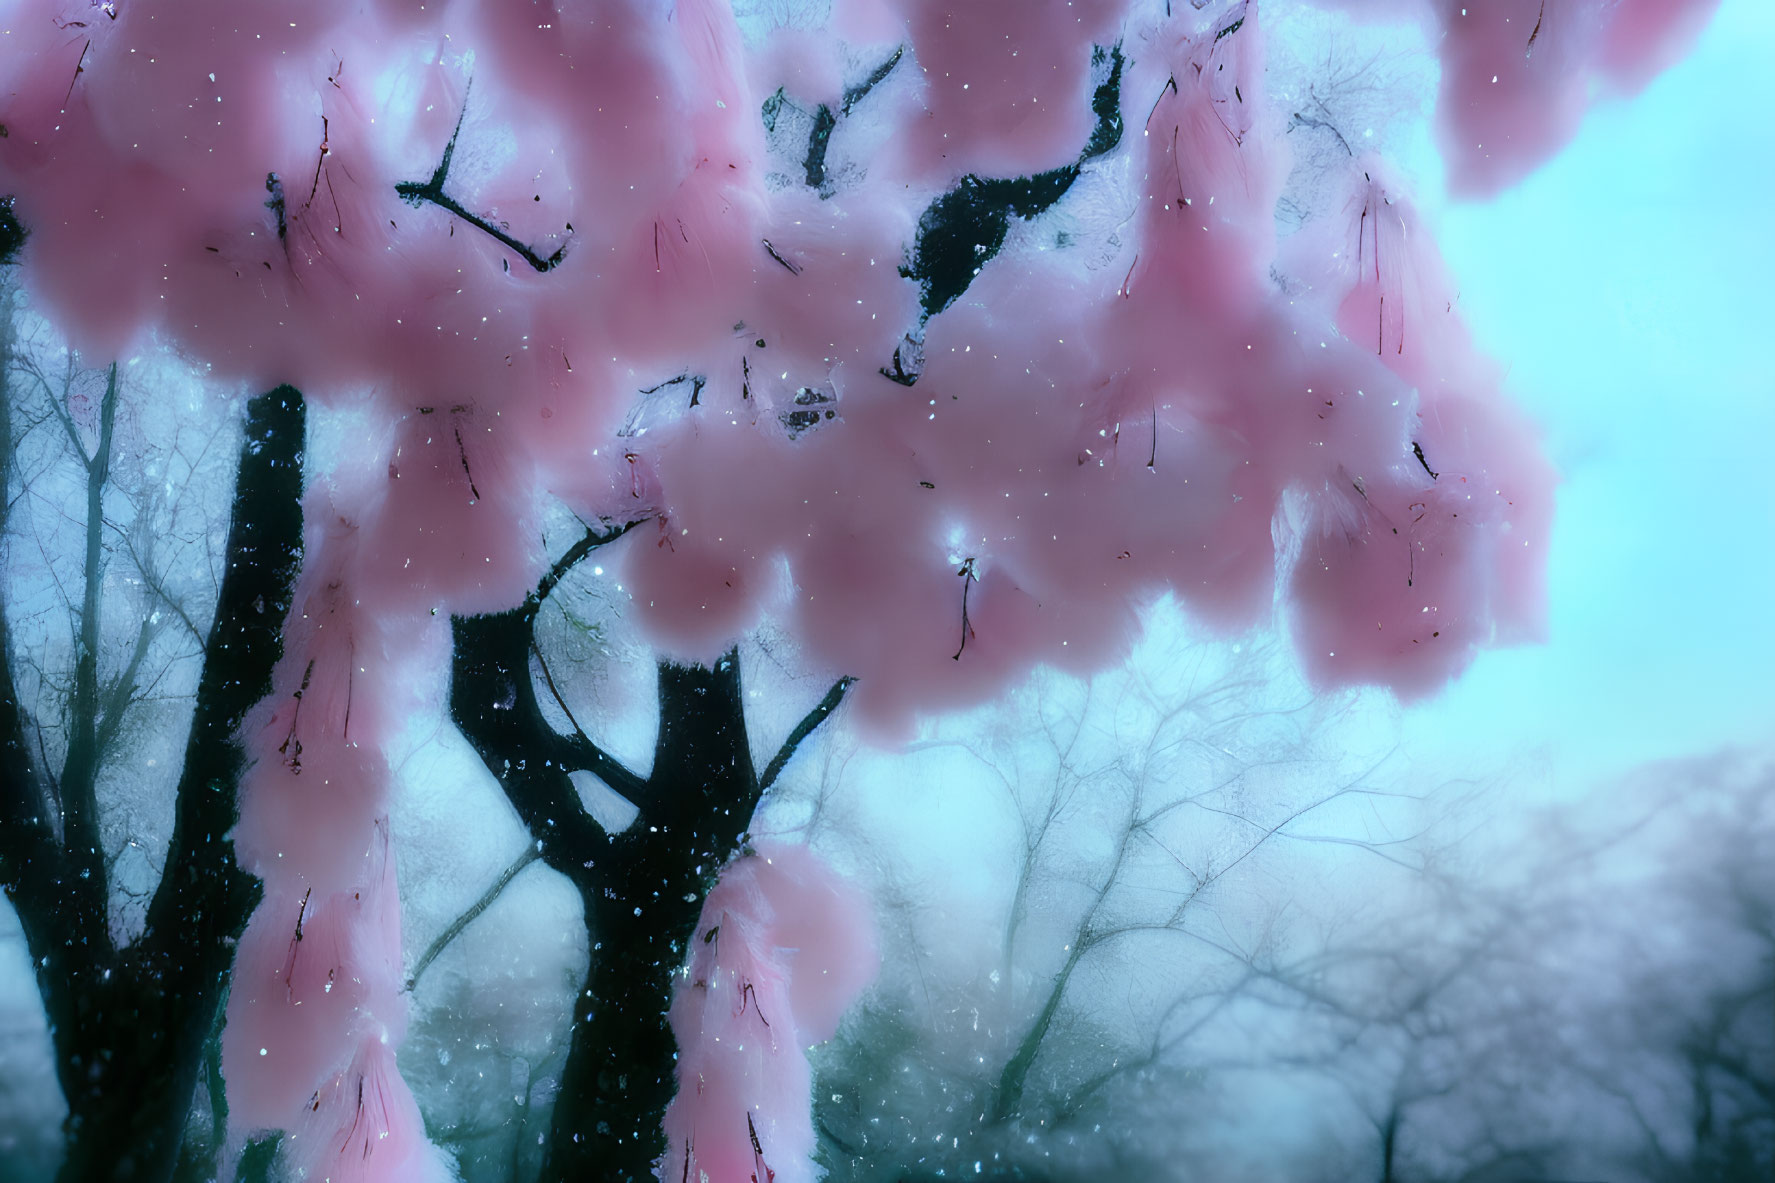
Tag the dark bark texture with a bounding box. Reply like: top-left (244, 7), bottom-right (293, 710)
top-left (0, 385), bottom-right (306, 1183)
top-left (450, 524), bottom-right (849, 1183)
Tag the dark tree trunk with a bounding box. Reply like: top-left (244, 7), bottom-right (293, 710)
top-left (1, 386), bottom-right (306, 1183)
top-left (451, 602), bottom-right (762, 1183)
top-left (547, 843), bottom-right (702, 1183)
top-left (450, 515), bottom-right (852, 1183)
top-left (546, 656), bottom-right (758, 1183)
top-left (50, 961), bottom-right (237, 1183)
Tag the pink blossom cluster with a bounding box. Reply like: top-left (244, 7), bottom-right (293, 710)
top-left (662, 844), bottom-right (878, 1183)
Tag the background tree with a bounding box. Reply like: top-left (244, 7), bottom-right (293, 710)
top-left (1557, 757), bottom-right (1775, 1183)
top-left (799, 639), bottom-right (1413, 1182)
top-left (796, 730), bottom-right (1775, 1183)
top-left (0, 273), bottom-right (308, 1182)
top-left (1293, 756), bottom-right (1775, 1183)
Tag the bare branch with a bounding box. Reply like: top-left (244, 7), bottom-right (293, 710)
top-left (128, 550), bottom-right (207, 653)
top-left (18, 350), bottom-right (91, 472)
top-left (54, 360), bottom-right (119, 939)
top-left (537, 517), bottom-right (648, 604)
top-left (530, 639), bottom-right (649, 806)
top-left (406, 846), bottom-right (542, 992)
top-left (758, 675), bottom-right (855, 794)
top-left (395, 86), bottom-right (570, 274)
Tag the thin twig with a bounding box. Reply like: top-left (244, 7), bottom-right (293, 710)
top-left (406, 847), bottom-right (542, 991)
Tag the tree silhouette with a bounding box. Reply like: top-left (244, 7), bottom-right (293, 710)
top-left (808, 644), bottom-right (1407, 1181)
top-left (1, 291), bottom-right (307, 1182)
top-left (449, 519), bottom-right (853, 1182)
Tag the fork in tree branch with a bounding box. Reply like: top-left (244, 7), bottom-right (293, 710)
top-left (447, 516), bottom-right (858, 1181)
top-left (395, 85), bottom-right (569, 273)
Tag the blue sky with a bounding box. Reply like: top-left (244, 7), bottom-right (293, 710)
top-left (1397, 0), bottom-right (1775, 789)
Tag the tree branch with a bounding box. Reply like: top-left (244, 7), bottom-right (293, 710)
top-left (452, 614), bottom-right (613, 888)
top-left (0, 279), bottom-right (101, 1114)
top-left (94, 612), bottom-right (157, 767)
top-left (394, 89), bottom-right (569, 274)
top-left (53, 360), bottom-right (117, 955)
top-left (406, 846), bottom-right (542, 992)
top-left (453, 579), bottom-right (644, 885)
top-left (536, 517), bottom-right (648, 604)
top-left (24, 352), bottom-right (90, 473)
top-left (127, 532), bottom-right (208, 654)
top-left (461, 518), bottom-right (652, 850)
top-left (140, 385), bottom-right (307, 960)
top-left (531, 639), bottom-right (649, 806)
top-left (758, 675), bottom-right (855, 794)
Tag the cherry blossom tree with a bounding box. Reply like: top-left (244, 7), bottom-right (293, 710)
top-left (0, 0), bottom-right (1719, 1180)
